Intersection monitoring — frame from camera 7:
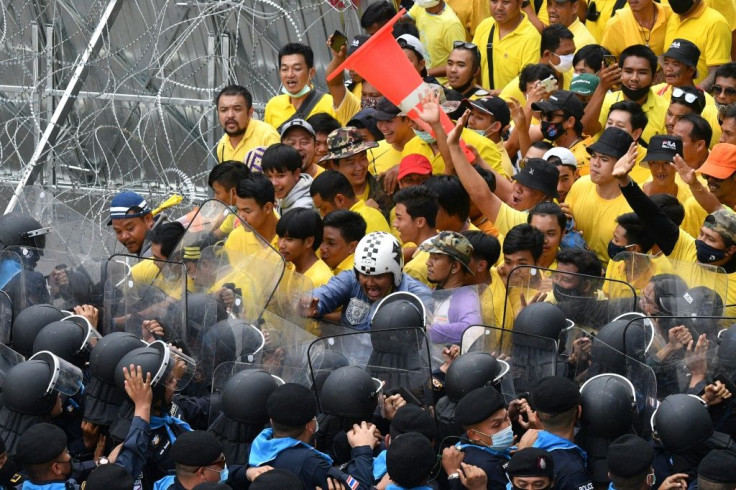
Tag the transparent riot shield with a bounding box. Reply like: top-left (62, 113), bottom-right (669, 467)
top-left (242, 308), bottom-right (320, 387)
top-left (308, 328), bottom-right (434, 409)
top-left (102, 255), bottom-right (187, 344)
top-left (0, 291), bottom-right (11, 345)
top-left (265, 266), bottom-right (317, 335)
top-left (29, 350), bottom-right (84, 396)
top-left (503, 265), bottom-right (637, 333)
top-left (0, 343), bottom-right (25, 389)
top-left (171, 199), bottom-right (285, 323)
top-left (461, 325), bottom-right (558, 398)
top-left (196, 319), bottom-right (266, 392)
top-left (427, 285), bottom-right (483, 365)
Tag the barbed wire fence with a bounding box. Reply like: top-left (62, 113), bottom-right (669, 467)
top-left (0, 0), bottom-right (362, 222)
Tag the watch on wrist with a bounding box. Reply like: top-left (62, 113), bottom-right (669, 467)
top-left (447, 472), bottom-right (460, 480)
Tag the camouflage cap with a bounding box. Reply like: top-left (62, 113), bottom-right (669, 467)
top-left (419, 231), bottom-right (475, 274)
top-left (704, 208), bottom-right (736, 245)
top-left (319, 126), bottom-right (379, 163)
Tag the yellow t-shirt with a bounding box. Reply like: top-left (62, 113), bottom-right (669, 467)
top-left (601, 3), bottom-right (672, 57)
top-left (494, 203), bottom-right (528, 237)
top-left (215, 119), bottom-right (280, 163)
top-left (350, 199), bottom-right (391, 235)
top-left (223, 224), bottom-right (279, 255)
top-left (472, 14), bottom-right (541, 91)
top-left (408, 3), bottom-right (468, 85)
top-left (570, 137), bottom-right (594, 175)
top-left (304, 259), bottom-right (334, 288)
top-left (370, 140), bottom-right (403, 176)
top-left (335, 90), bottom-right (363, 127)
top-left (495, 139), bottom-right (515, 178)
top-left (597, 89), bottom-right (668, 145)
top-left (264, 92), bottom-right (338, 130)
top-left (401, 128), bottom-right (506, 177)
top-left (566, 175), bottom-right (633, 266)
top-left (447, 0), bottom-right (491, 38)
top-left (705, 0), bottom-right (736, 30)
top-left (664, 2), bottom-right (732, 86)
top-left (404, 249), bottom-right (432, 287)
top-left (586, 0), bottom-right (621, 42)
top-left (480, 275), bottom-right (515, 330)
top-left (669, 228), bottom-right (698, 262)
top-left (568, 18), bottom-right (597, 51)
top-left (653, 83), bottom-right (722, 148)
top-left (499, 77), bottom-right (527, 107)
top-left (682, 196), bottom-right (709, 238)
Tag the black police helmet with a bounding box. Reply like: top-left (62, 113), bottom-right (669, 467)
top-left (580, 373), bottom-right (636, 438)
top-left (114, 345), bottom-right (165, 394)
top-left (652, 394), bottom-right (713, 453)
top-left (32, 318), bottom-right (88, 364)
top-left (593, 319), bottom-right (648, 371)
top-left (370, 292), bottom-right (426, 354)
top-left (222, 370), bottom-right (280, 425)
top-left (320, 365), bottom-right (380, 419)
top-left (445, 352), bottom-right (507, 402)
top-left (513, 302), bottom-right (568, 340)
top-left (2, 359), bottom-right (57, 415)
top-left (310, 350), bottom-right (350, 395)
top-left (187, 293), bottom-right (227, 332)
top-left (0, 213), bottom-right (45, 250)
top-left (89, 332), bottom-right (146, 383)
top-left (12, 304), bottom-right (66, 357)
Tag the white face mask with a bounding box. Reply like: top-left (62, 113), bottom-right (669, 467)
top-left (414, 0), bottom-right (441, 8)
top-left (552, 53), bottom-right (575, 73)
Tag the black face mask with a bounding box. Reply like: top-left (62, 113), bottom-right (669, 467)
top-left (541, 120), bottom-right (565, 141)
top-left (669, 0), bottom-right (696, 14)
top-left (622, 85), bottom-right (650, 102)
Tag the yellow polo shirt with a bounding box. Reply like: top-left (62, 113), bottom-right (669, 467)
top-left (496, 140), bottom-right (514, 178)
top-left (401, 128), bottom-right (507, 177)
top-left (264, 92), bottom-right (339, 129)
top-left (350, 199), bottom-right (391, 234)
top-left (409, 3), bottom-right (467, 85)
top-left (472, 14), bottom-right (541, 91)
top-left (705, 0), bottom-right (736, 30)
top-left (664, 2), bottom-right (731, 86)
top-left (602, 3), bottom-right (672, 57)
top-left (480, 274), bottom-right (515, 330)
top-left (586, 0), bottom-right (621, 42)
top-left (568, 18), bottom-right (597, 51)
top-left (333, 254), bottom-right (355, 275)
top-left (495, 203), bottom-right (528, 237)
top-left (224, 224), bottom-right (279, 255)
top-left (597, 89), bottom-right (668, 144)
top-left (447, 0), bottom-right (491, 38)
top-left (216, 119), bottom-right (280, 163)
top-left (370, 140), bottom-right (403, 176)
top-left (566, 175), bottom-right (633, 267)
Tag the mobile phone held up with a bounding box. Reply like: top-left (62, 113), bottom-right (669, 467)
top-left (330, 30), bottom-right (348, 52)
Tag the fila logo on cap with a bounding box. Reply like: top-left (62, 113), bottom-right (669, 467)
top-left (671, 41), bottom-right (681, 49)
top-left (662, 141), bottom-right (677, 150)
top-left (538, 457), bottom-right (547, 469)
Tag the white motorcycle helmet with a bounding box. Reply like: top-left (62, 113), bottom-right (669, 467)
top-left (354, 232), bottom-right (404, 287)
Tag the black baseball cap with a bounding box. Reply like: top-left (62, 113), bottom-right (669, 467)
top-left (641, 134), bottom-right (683, 167)
top-left (374, 97), bottom-right (402, 121)
top-left (514, 158), bottom-right (560, 199)
top-left (531, 90), bottom-right (584, 120)
top-left (586, 127), bottom-right (634, 159)
top-left (468, 97), bottom-right (511, 128)
top-left (662, 39), bottom-right (700, 73)
top-left (348, 34), bottom-right (370, 56)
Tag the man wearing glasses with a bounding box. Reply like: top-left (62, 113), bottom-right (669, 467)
top-left (445, 42), bottom-right (490, 99)
top-left (713, 63), bottom-right (736, 122)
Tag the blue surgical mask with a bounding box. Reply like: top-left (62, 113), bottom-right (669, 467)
top-left (472, 128), bottom-right (489, 137)
top-left (491, 424), bottom-right (514, 450)
top-left (219, 464), bottom-right (229, 483)
top-left (282, 80), bottom-right (312, 98)
top-left (413, 128), bottom-right (436, 144)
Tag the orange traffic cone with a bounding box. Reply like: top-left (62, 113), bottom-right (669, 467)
top-left (329, 9), bottom-right (473, 160)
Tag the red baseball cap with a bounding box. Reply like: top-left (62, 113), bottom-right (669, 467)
top-left (698, 143), bottom-right (736, 180)
top-left (398, 154), bottom-right (432, 180)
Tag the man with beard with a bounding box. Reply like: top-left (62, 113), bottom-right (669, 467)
top-left (215, 85), bottom-right (279, 163)
top-left (582, 44), bottom-right (668, 145)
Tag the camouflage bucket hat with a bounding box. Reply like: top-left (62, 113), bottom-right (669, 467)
top-left (705, 208), bottom-right (736, 245)
top-left (419, 231), bottom-right (475, 274)
top-left (319, 126), bottom-right (379, 162)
